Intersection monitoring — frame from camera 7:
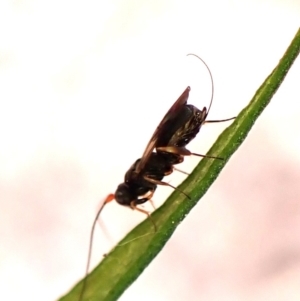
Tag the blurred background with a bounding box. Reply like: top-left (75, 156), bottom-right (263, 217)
top-left (0, 1), bottom-right (300, 300)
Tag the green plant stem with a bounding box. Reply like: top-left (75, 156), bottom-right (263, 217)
top-left (59, 28), bottom-right (300, 301)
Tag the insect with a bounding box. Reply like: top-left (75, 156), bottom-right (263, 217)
top-left (78, 54), bottom-right (235, 301)
top-left (100, 54), bottom-right (234, 219)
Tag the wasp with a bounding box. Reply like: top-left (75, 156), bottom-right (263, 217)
top-left (78, 54), bottom-right (235, 301)
top-left (100, 54), bottom-right (234, 219)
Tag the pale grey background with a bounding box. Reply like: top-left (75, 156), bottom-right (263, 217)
top-left (0, 1), bottom-right (299, 301)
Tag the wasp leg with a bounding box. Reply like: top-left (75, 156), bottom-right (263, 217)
top-left (157, 146), bottom-right (223, 160)
top-left (143, 175), bottom-right (191, 200)
top-left (205, 116), bottom-right (235, 123)
top-left (157, 146), bottom-right (191, 156)
top-left (173, 166), bottom-right (189, 175)
top-left (130, 201), bottom-right (157, 232)
top-left (149, 199), bottom-right (156, 210)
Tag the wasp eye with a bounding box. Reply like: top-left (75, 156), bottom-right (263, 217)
top-left (115, 183), bottom-right (133, 206)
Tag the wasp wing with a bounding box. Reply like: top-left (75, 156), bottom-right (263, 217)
top-left (136, 86), bottom-right (191, 173)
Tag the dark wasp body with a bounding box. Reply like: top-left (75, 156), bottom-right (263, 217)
top-left (114, 86), bottom-right (208, 213)
top-left (113, 83), bottom-right (234, 215)
top-left (78, 54), bottom-right (235, 301)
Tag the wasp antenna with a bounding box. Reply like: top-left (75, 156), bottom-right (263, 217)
top-left (186, 53), bottom-right (214, 117)
top-left (78, 194), bottom-right (115, 301)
